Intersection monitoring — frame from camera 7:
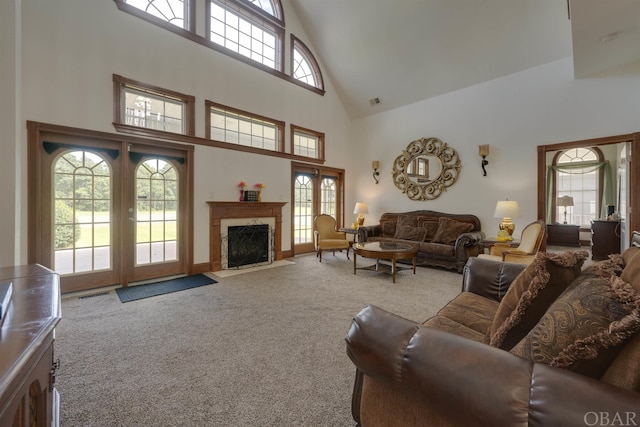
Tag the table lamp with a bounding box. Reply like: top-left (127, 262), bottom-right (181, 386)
top-left (354, 202), bottom-right (369, 227)
top-left (557, 195), bottom-right (574, 224)
top-left (493, 200), bottom-right (520, 237)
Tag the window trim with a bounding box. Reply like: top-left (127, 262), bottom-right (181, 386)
top-left (551, 146), bottom-right (604, 224)
top-left (291, 124), bottom-right (325, 161)
top-left (205, 100), bottom-right (285, 152)
top-left (113, 74), bottom-right (196, 138)
top-left (290, 34), bottom-right (324, 91)
top-left (113, 0), bottom-right (325, 96)
top-left (207, 0), bottom-right (285, 72)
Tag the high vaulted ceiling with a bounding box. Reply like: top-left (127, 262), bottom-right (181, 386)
top-left (289, 0), bottom-right (640, 119)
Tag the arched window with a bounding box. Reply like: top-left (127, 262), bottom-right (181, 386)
top-left (551, 147), bottom-right (608, 226)
top-left (53, 150), bottom-right (112, 275)
top-left (122, 0), bottom-right (190, 29)
top-left (207, 0), bottom-right (284, 70)
top-left (291, 35), bottom-right (324, 90)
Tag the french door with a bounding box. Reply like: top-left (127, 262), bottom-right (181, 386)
top-left (28, 123), bottom-right (193, 293)
top-left (291, 162), bottom-right (345, 255)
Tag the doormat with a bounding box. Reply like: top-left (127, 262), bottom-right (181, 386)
top-left (116, 274), bottom-right (217, 303)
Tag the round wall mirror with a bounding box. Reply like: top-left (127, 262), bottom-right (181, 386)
top-left (392, 137), bottom-right (461, 200)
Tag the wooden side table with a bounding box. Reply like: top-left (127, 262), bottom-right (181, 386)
top-left (591, 220), bottom-right (621, 260)
top-left (547, 223), bottom-right (580, 247)
top-left (339, 227), bottom-right (359, 244)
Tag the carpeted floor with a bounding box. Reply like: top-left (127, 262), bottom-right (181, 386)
top-left (56, 253), bottom-right (463, 426)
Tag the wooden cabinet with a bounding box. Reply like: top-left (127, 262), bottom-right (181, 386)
top-left (591, 220), bottom-right (621, 261)
top-left (546, 224), bottom-right (580, 247)
top-left (0, 265), bottom-right (61, 427)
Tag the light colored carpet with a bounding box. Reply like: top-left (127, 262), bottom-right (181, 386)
top-left (56, 253), bottom-right (462, 426)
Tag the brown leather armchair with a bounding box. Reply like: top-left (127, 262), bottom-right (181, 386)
top-left (314, 214), bottom-right (350, 262)
top-left (479, 220), bottom-right (545, 265)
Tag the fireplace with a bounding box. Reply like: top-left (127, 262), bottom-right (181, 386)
top-left (226, 224), bottom-right (271, 268)
top-left (207, 201), bottom-right (287, 272)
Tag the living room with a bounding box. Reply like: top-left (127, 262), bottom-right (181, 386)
top-left (1, 0), bottom-right (640, 425)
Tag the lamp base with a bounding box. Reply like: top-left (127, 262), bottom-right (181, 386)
top-left (499, 217), bottom-right (515, 236)
top-left (357, 214), bottom-right (365, 227)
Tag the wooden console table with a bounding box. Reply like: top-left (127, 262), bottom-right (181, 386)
top-left (0, 265), bottom-right (61, 427)
top-left (591, 220), bottom-right (621, 260)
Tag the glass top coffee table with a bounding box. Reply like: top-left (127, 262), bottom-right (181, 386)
top-left (353, 241), bottom-right (418, 283)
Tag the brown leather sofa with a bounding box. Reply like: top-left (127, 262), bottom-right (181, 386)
top-left (346, 247), bottom-right (640, 426)
top-left (357, 210), bottom-right (484, 273)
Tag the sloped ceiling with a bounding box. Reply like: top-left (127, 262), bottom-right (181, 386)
top-left (289, 0), bottom-right (640, 119)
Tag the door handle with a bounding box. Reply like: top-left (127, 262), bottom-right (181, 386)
top-left (128, 217), bottom-right (135, 222)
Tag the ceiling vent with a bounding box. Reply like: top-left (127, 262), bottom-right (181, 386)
top-left (369, 97), bottom-right (381, 106)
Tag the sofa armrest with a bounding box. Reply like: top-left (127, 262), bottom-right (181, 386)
top-left (454, 230), bottom-right (485, 247)
top-left (346, 305), bottom-right (640, 427)
top-left (461, 256), bottom-right (525, 301)
top-left (357, 225), bottom-right (381, 242)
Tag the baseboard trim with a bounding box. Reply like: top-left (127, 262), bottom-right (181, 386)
top-left (191, 263), bottom-right (211, 274)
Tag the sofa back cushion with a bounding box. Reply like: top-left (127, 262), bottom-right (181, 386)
top-left (509, 274), bottom-right (640, 379)
top-left (394, 226), bottom-right (428, 241)
top-left (432, 217), bottom-right (474, 244)
top-left (487, 251), bottom-right (588, 350)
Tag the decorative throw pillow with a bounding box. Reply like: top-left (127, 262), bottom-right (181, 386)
top-left (394, 226), bottom-right (428, 242)
top-left (487, 250), bottom-right (588, 350)
top-left (393, 215), bottom-right (418, 238)
top-left (431, 217), bottom-right (474, 244)
top-left (621, 247), bottom-right (640, 290)
top-left (509, 274), bottom-right (640, 379)
top-left (381, 221), bottom-right (397, 237)
top-left (421, 221), bottom-right (440, 242)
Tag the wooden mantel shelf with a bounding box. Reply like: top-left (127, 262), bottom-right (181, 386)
top-left (206, 201), bottom-right (287, 272)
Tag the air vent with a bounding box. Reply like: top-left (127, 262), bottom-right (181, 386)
top-left (369, 97), bottom-right (381, 106)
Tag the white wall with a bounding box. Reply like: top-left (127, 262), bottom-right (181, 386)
top-left (349, 58), bottom-right (640, 237)
top-left (14, 0), bottom-right (352, 266)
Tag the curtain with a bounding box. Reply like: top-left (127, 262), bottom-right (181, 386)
top-left (546, 161), bottom-right (614, 223)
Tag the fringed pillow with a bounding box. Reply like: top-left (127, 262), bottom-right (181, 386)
top-left (487, 251), bottom-right (588, 350)
top-left (510, 275), bottom-right (640, 379)
top-left (431, 217), bottom-right (474, 245)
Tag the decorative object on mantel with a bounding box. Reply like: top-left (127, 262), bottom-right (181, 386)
top-left (479, 144), bottom-right (489, 176)
top-left (392, 137), bottom-right (461, 201)
top-left (254, 183), bottom-right (266, 202)
top-left (238, 181), bottom-right (247, 201)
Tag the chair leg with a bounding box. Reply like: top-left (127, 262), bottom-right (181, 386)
top-left (318, 250), bottom-right (322, 262)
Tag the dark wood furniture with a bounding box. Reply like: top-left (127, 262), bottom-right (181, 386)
top-left (353, 242), bottom-right (417, 283)
top-left (546, 223), bottom-right (580, 247)
top-left (591, 220), bottom-right (621, 260)
top-left (0, 265), bottom-right (61, 427)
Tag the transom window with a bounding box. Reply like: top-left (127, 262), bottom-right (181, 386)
top-left (291, 35), bottom-right (324, 90)
top-left (122, 0), bottom-right (189, 29)
top-left (208, 0), bottom-right (283, 70)
top-left (206, 101), bottom-right (284, 151)
top-left (291, 124), bottom-right (324, 160)
top-left (113, 74), bottom-right (195, 137)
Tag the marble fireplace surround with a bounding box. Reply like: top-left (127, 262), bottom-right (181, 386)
top-left (207, 201), bottom-right (287, 272)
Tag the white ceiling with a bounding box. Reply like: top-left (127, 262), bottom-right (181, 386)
top-left (289, 0), bottom-right (640, 119)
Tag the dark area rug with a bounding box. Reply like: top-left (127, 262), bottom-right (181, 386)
top-left (116, 274), bottom-right (217, 303)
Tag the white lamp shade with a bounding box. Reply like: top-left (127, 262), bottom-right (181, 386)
top-left (354, 202), bottom-right (369, 215)
top-left (493, 200), bottom-right (520, 218)
top-left (557, 195), bottom-right (574, 207)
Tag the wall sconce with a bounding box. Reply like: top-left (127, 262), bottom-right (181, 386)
top-left (479, 145), bottom-right (489, 176)
top-left (372, 160), bottom-right (380, 184)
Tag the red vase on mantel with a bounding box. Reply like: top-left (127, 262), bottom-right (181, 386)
top-left (239, 189), bottom-right (244, 201)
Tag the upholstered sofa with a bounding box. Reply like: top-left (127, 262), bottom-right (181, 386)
top-left (346, 240), bottom-right (640, 426)
top-left (356, 210), bottom-right (484, 273)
